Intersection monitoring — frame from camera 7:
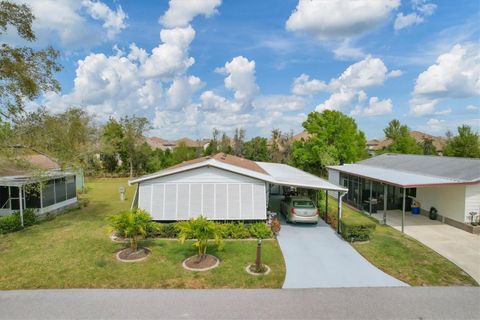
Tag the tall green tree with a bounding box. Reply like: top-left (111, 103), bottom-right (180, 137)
top-left (290, 110), bottom-right (368, 176)
top-left (443, 125), bottom-right (480, 158)
top-left (244, 136), bottom-right (270, 161)
top-left (269, 129), bottom-right (293, 163)
top-left (204, 128), bottom-right (219, 155)
top-left (422, 138), bottom-right (437, 155)
top-left (218, 132), bottom-right (232, 154)
top-left (172, 141), bottom-right (196, 163)
top-left (0, 1), bottom-right (61, 119)
top-left (101, 116), bottom-right (150, 176)
top-left (382, 119), bottom-right (422, 154)
top-left (232, 128), bottom-right (245, 156)
top-left (13, 107), bottom-right (97, 169)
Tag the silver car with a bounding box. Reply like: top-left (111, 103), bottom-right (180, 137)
top-left (280, 197), bottom-right (319, 224)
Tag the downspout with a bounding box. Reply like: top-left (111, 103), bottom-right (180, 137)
top-left (337, 191), bottom-right (346, 234)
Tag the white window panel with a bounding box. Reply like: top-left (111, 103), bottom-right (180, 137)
top-left (241, 184), bottom-right (254, 219)
top-left (214, 184), bottom-right (228, 219)
top-left (177, 184), bottom-right (190, 220)
top-left (163, 184), bottom-right (177, 220)
top-left (203, 184), bottom-right (215, 219)
top-left (189, 183), bottom-right (202, 218)
top-left (228, 184), bottom-right (241, 219)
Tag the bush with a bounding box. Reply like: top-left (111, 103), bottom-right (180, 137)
top-left (151, 223), bottom-right (178, 238)
top-left (0, 214), bottom-right (22, 234)
top-left (248, 222), bottom-right (272, 239)
top-left (22, 209), bottom-right (37, 227)
top-left (109, 209), bottom-right (156, 250)
top-left (340, 216), bottom-right (376, 242)
top-left (219, 222), bottom-right (251, 239)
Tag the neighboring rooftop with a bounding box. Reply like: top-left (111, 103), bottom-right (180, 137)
top-left (367, 131), bottom-right (447, 153)
top-left (145, 137), bottom-right (209, 150)
top-left (329, 153), bottom-right (480, 187)
top-left (358, 153), bottom-right (480, 182)
top-left (0, 152), bottom-right (60, 177)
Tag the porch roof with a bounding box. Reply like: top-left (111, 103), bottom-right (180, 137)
top-left (327, 164), bottom-right (466, 188)
top-left (0, 172), bottom-right (75, 187)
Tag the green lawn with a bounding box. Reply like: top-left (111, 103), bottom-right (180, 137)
top-left (326, 197), bottom-right (478, 286)
top-left (0, 178), bottom-right (285, 289)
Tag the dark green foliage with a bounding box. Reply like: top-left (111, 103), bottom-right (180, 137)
top-left (219, 222), bottom-right (251, 239)
top-left (422, 138), bottom-right (437, 155)
top-left (22, 208), bottom-right (36, 227)
top-left (149, 222), bottom-right (179, 238)
top-left (248, 222), bottom-right (273, 239)
top-left (443, 125), bottom-right (480, 158)
top-left (0, 1), bottom-right (62, 119)
top-left (382, 119), bottom-right (422, 154)
top-left (290, 110), bottom-right (368, 175)
top-left (340, 216), bottom-right (376, 242)
top-left (244, 137), bottom-right (270, 161)
top-left (0, 213), bottom-right (22, 234)
top-left (0, 209), bottom-right (38, 234)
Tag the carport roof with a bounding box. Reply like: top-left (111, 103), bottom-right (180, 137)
top-left (129, 153), bottom-right (347, 192)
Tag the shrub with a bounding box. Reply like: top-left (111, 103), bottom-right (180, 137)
top-left (219, 222), bottom-right (251, 239)
top-left (109, 209), bottom-right (156, 251)
top-left (150, 222), bottom-right (178, 238)
top-left (340, 216), bottom-right (376, 242)
top-left (22, 209), bottom-right (37, 227)
top-left (176, 216), bottom-right (223, 260)
top-left (0, 214), bottom-right (22, 234)
top-left (248, 222), bottom-right (272, 239)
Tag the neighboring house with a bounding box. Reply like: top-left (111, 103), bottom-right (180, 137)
top-left (367, 131), bottom-right (447, 156)
top-left (129, 153), bottom-right (346, 221)
top-left (0, 152), bottom-right (81, 223)
top-left (145, 137), bottom-right (210, 151)
top-left (327, 154), bottom-right (480, 233)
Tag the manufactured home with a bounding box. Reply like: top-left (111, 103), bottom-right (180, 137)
top-left (129, 153), bottom-right (347, 221)
top-left (328, 154), bottom-right (480, 233)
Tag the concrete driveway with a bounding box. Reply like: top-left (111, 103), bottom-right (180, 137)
top-left (372, 210), bottom-right (480, 283)
top-left (277, 218), bottom-right (406, 288)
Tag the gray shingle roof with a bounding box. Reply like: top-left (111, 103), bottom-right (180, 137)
top-left (357, 154), bottom-right (480, 182)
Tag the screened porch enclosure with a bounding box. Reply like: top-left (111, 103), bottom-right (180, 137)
top-left (0, 175), bottom-right (77, 216)
top-left (340, 173), bottom-right (416, 213)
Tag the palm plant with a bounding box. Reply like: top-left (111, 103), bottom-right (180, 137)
top-left (109, 209), bottom-right (156, 251)
top-left (176, 216), bottom-right (222, 261)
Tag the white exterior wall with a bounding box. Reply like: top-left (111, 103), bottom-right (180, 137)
top-left (416, 185), bottom-right (466, 223)
top-left (465, 184), bottom-right (480, 221)
top-left (137, 166), bottom-right (267, 220)
top-left (327, 169), bottom-right (340, 199)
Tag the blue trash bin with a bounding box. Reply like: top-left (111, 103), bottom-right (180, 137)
top-left (411, 207), bottom-right (420, 215)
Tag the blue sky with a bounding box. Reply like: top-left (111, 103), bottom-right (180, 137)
top-left (15, 0), bottom-right (480, 140)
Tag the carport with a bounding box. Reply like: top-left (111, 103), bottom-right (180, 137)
top-left (256, 162), bottom-right (348, 229)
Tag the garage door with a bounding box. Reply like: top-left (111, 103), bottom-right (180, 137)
top-left (139, 182), bottom-right (266, 220)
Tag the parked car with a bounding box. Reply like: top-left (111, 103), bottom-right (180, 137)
top-left (280, 197), bottom-right (319, 224)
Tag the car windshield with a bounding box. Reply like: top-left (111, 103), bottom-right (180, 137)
top-left (293, 200), bottom-right (315, 208)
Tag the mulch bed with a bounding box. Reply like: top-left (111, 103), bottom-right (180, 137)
top-left (116, 247), bottom-right (150, 262)
top-left (183, 254), bottom-right (219, 271)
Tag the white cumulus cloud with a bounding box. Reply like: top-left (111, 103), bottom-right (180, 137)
top-left (395, 0), bottom-right (437, 31)
top-left (286, 0), bottom-right (400, 40)
top-left (410, 43), bottom-right (480, 116)
top-left (160, 0), bottom-right (222, 28)
top-left (81, 0), bottom-right (127, 39)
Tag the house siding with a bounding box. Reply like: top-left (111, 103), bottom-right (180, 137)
top-left (137, 166), bottom-right (267, 221)
top-left (416, 185), bottom-right (466, 223)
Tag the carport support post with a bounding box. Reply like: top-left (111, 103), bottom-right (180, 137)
top-left (383, 184), bottom-right (387, 225)
top-left (402, 188), bottom-right (406, 233)
top-left (369, 181), bottom-right (372, 215)
top-left (337, 192), bottom-right (345, 234)
top-left (325, 191), bottom-right (328, 221)
top-left (19, 186), bottom-right (24, 227)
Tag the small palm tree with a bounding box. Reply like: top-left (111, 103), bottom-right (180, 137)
top-left (176, 216), bottom-right (222, 261)
top-left (110, 209), bottom-right (156, 251)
